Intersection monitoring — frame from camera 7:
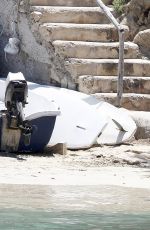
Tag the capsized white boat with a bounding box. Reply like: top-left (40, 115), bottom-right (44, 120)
top-left (0, 73), bottom-right (137, 149)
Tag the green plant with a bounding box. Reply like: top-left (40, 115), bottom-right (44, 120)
top-left (113, 0), bottom-right (125, 14)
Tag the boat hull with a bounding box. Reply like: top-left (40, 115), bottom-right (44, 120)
top-left (0, 77), bottom-right (137, 149)
top-left (18, 115), bottom-right (56, 152)
top-left (0, 111), bottom-right (57, 153)
top-left (27, 82), bottom-right (137, 148)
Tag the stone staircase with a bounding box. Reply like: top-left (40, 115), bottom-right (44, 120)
top-left (29, 0), bottom-right (150, 111)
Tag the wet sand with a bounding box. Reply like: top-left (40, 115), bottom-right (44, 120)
top-left (0, 184), bottom-right (150, 213)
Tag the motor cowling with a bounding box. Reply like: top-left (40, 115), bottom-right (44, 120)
top-left (5, 72), bottom-right (28, 110)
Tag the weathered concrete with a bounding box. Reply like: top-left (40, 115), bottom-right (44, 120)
top-left (30, 0), bottom-right (112, 7)
top-left (78, 76), bottom-right (150, 94)
top-left (31, 6), bottom-right (113, 24)
top-left (29, 0), bottom-right (150, 115)
top-left (66, 59), bottom-right (150, 79)
top-left (94, 93), bottom-right (150, 111)
top-left (39, 23), bottom-right (129, 42)
top-left (53, 41), bottom-right (140, 59)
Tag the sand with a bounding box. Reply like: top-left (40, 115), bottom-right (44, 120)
top-left (0, 139), bottom-right (150, 189)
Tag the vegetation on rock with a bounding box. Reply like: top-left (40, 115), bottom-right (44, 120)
top-left (113, 0), bottom-right (130, 14)
top-left (113, 0), bottom-right (125, 14)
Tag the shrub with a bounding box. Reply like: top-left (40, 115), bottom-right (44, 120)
top-left (113, 0), bottom-right (126, 14)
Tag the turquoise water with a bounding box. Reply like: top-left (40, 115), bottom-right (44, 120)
top-left (0, 185), bottom-right (150, 229)
top-left (0, 209), bottom-right (150, 229)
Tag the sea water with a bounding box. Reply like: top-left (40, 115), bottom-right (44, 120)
top-left (0, 184), bottom-right (150, 230)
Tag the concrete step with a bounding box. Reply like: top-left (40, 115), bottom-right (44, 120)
top-left (31, 6), bottom-right (113, 24)
top-left (94, 93), bottom-right (150, 111)
top-left (53, 41), bottom-right (140, 59)
top-left (30, 0), bottom-right (112, 7)
top-left (65, 58), bottom-right (150, 79)
top-left (39, 23), bottom-right (129, 42)
top-left (78, 76), bottom-right (150, 94)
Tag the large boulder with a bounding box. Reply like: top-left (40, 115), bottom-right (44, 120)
top-left (121, 0), bottom-right (150, 40)
top-left (134, 29), bottom-right (150, 57)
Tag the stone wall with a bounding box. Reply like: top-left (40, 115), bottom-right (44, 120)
top-left (0, 0), bottom-right (74, 87)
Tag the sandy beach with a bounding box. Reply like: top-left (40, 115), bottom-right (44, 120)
top-left (0, 139), bottom-right (150, 189)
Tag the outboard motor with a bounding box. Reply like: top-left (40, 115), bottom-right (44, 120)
top-left (1, 73), bottom-right (32, 152)
top-left (5, 72), bottom-right (27, 125)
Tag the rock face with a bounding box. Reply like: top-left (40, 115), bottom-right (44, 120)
top-left (0, 0), bottom-right (74, 87)
top-left (134, 29), bottom-right (150, 57)
top-left (122, 0), bottom-right (150, 40)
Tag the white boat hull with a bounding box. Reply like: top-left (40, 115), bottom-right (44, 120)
top-left (0, 78), bottom-right (137, 149)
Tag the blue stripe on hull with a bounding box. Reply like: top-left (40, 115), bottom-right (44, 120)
top-left (18, 116), bottom-right (56, 152)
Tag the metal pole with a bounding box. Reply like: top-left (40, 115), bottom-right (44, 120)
top-left (96, 0), bottom-right (120, 29)
top-left (117, 30), bottom-right (125, 107)
top-left (96, 0), bottom-right (125, 107)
